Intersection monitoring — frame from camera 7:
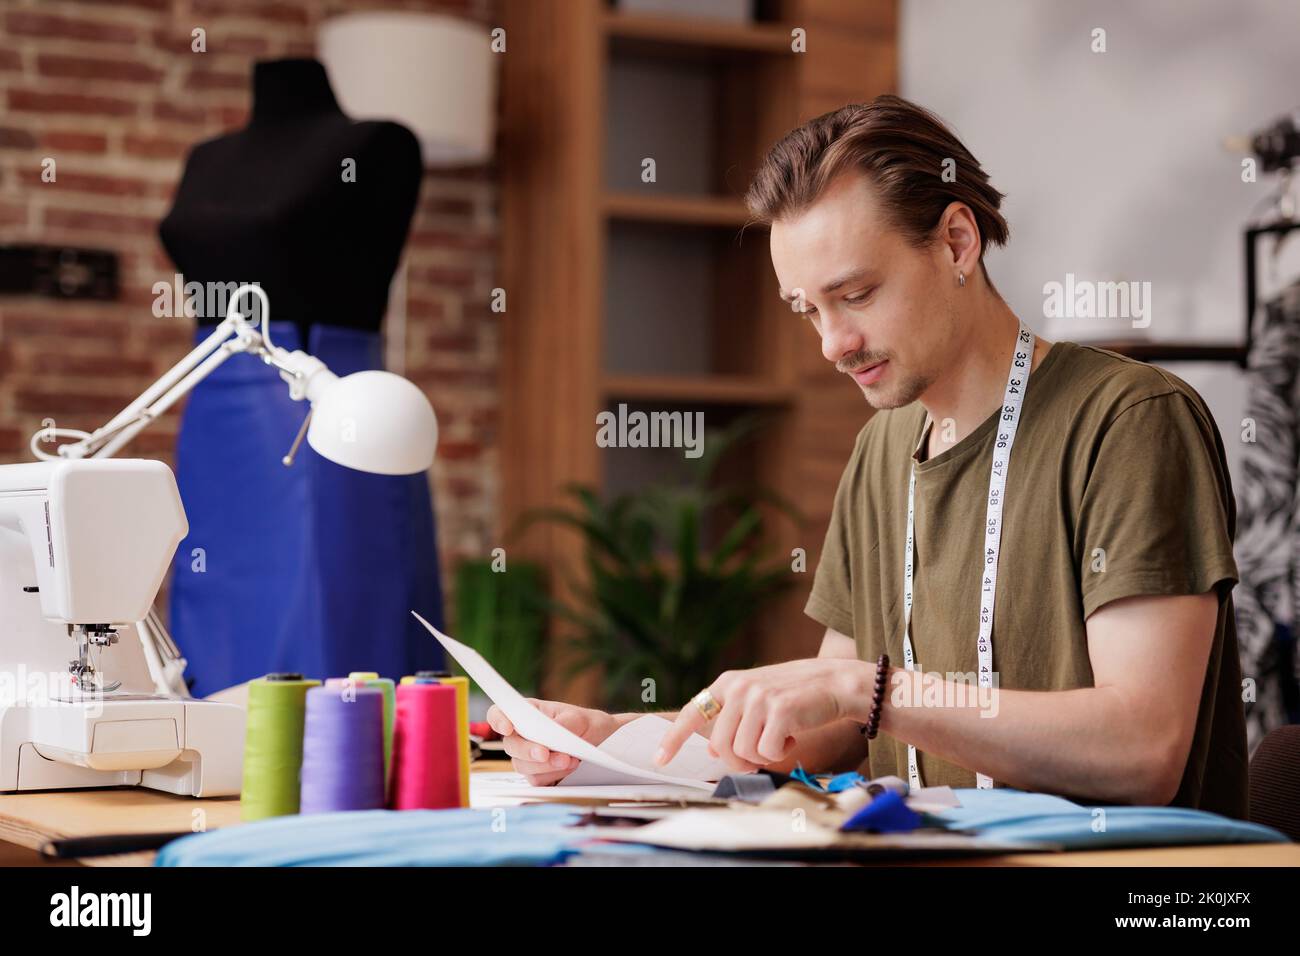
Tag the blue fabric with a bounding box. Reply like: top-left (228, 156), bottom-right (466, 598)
top-left (155, 789), bottom-right (1291, 867)
top-left (169, 321), bottom-right (445, 696)
top-left (928, 788), bottom-right (1290, 850)
top-left (156, 804), bottom-right (584, 867)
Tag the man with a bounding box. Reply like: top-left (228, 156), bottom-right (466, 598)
top-left (487, 95), bottom-right (1248, 816)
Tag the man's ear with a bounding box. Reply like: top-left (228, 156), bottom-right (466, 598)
top-left (937, 201), bottom-right (982, 274)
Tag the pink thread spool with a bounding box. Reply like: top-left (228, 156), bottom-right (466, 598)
top-left (391, 682), bottom-right (461, 810)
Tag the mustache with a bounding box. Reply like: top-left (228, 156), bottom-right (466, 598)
top-left (837, 351), bottom-right (890, 374)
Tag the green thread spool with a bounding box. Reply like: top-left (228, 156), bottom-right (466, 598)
top-left (241, 673), bottom-right (320, 822)
top-left (349, 672), bottom-right (395, 795)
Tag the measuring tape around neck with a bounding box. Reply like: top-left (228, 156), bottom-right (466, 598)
top-left (900, 322), bottom-right (1035, 791)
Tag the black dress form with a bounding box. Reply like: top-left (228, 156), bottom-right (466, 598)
top-left (157, 59), bottom-right (445, 694)
top-left (159, 58), bottom-right (422, 342)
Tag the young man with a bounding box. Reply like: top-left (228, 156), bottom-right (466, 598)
top-left (487, 95), bottom-right (1248, 817)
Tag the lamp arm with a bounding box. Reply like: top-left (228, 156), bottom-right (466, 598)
top-left (30, 315), bottom-right (251, 461)
top-left (28, 285), bottom-right (287, 462)
top-left (91, 339), bottom-right (246, 460)
top-left (98, 319), bottom-right (242, 443)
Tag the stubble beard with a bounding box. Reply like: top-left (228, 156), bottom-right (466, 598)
top-left (859, 365), bottom-right (932, 410)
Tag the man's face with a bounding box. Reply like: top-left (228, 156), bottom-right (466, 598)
top-left (770, 171), bottom-right (958, 409)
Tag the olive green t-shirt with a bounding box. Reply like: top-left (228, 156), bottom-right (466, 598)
top-left (805, 341), bottom-right (1249, 818)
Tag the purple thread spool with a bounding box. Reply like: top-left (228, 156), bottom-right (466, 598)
top-left (299, 684), bottom-right (386, 814)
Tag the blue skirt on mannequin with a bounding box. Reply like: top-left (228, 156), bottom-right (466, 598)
top-left (169, 321), bottom-right (445, 697)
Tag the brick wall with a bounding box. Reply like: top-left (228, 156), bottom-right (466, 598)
top-left (0, 0), bottom-right (501, 595)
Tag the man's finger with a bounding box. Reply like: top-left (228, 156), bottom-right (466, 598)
top-left (654, 690), bottom-right (715, 766)
top-left (501, 733), bottom-right (554, 765)
top-left (528, 699), bottom-right (592, 742)
top-left (523, 768), bottom-right (574, 787)
top-left (511, 757), bottom-right (567, 776)
top-left (501, 732), bottom-right (578, 771)
top-left (708, 696), bottom-right (749, 771)
top-left (513, 756), bottom-right (576, 777)
top-left (757, 721), bottom-right (797, 763)
top-left (729, 702), bottom-right (768, 767)
top-left (548, 706), bottom-right (590, 739)
top-left (485, 705), bottom-right (514, 737)
top-left (710, 708), bottom-right (760, 773)
top-left (506, 754), bottom-right (574, 780)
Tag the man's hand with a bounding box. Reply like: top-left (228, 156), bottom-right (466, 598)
top-left (485, 699), bottom-right (621, 786)
top-left (654, 658), bottom-right (874, 772)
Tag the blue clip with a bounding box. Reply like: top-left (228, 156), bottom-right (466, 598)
top-left (825, 772), bottom-right (865, 793)
top-left (789, 765), bottom-right (825, 791)
top-left (791, 768), bottom-right (867, 795)
top-left (840, 790), bottom-right (923, 833)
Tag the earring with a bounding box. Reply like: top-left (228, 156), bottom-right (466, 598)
top-left (958, 271), bottom-right (966, 287)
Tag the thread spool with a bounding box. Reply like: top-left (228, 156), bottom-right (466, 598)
top-left (241, 673), bottom-right (320, 822)
top-left (437, 675), bottom-right (471, 807)
top-left (299, 684), bottom-right (386, 813)
top-left (399, 670), bottom-right (450, 685)
top-left (390, 682), bottom-right (460, 810)
top-left (349, 672), bottom-right (395, 794)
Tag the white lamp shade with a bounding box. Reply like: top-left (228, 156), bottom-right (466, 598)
top-left (318, 12), bottom-right (496, 166)
top-left (307, 370), bottom-right (437, 475)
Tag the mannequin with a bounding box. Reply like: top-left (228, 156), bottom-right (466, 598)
top-left (159, 59), bottom-right (445, 695)
top-left (160, 58), bottom-right (420, 341)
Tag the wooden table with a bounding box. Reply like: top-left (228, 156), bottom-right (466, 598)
top-left (0, 788), bottom-right (241, 867)
top-left (1, 761), bottom-right (1295, 867)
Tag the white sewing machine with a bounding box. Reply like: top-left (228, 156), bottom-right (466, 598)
top-left (2, 285), bottom-right (436, 799)
top-left (0, 458), bottom-right (243, 796)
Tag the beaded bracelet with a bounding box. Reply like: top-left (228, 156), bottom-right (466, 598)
top-left (859, 654), bottom-right (890, 740)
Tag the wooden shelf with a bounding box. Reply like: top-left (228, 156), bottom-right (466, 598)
top-left (602, 10), bottom-right (795, 58)
top-left (1086, 340), bottom-right (1248, 365)
top-left (602, 373), bottom-right (794, 406)
top-left (502, 0), bottom-right (897, 697)
top-left (603, 191), bottom-right (755, 228)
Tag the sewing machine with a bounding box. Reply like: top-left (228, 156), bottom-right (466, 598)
top-left (0, 458), bottom-right (243, 796)
top-left (0, 286), bottom-right (435, 800)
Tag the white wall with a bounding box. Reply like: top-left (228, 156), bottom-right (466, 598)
top-left (900, 0), bottom-right (1300, 478)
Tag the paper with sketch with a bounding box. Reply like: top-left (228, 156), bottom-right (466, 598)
top-left (413, 612), bottom-right (733, 791)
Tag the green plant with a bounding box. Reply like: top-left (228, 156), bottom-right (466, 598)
top-left (525, 417), bottom-right (800, 711)
top-left (452, 559), bottom-right (547, 697)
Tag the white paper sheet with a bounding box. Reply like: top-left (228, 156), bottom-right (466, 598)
top-left (413, 612), bottom-right (720, 791)
top-left (469, 771), bottom-right (716, 808)
top-left (562, 714), bottom-right (732, 786)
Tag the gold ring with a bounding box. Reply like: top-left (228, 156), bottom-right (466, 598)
top-left (692, 688), bottom-right (721, 722)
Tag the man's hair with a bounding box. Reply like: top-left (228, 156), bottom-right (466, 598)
top-left (745, 95), bottom-right (1009, 272)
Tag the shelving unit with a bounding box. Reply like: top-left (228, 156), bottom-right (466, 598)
top-left (602, 373), bottom-right (794, 406)
top-left (603, 9), bottom-right (797, 56)
top-left (500, 0), bottom-right (898, 704)
top-left (603, 192), bottom-right (752, 227)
